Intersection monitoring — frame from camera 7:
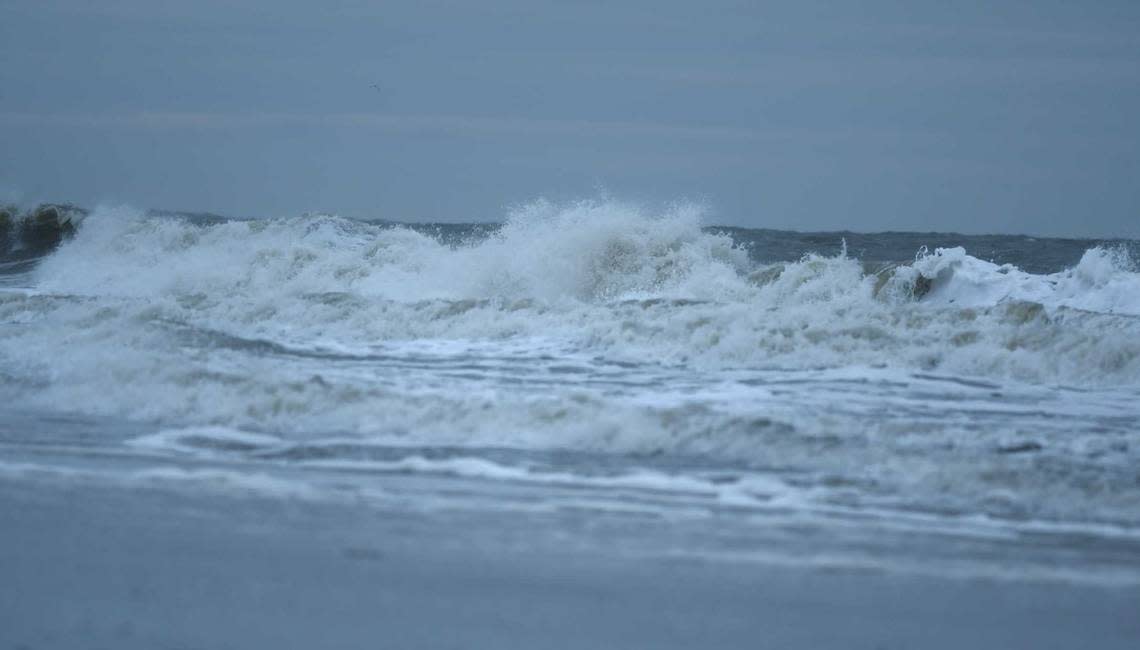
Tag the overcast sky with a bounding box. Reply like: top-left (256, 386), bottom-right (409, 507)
top-left (2, 1), bottom-right (1138, 236)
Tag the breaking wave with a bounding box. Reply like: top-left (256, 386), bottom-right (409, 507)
top-left (12, 199), bottom-right (1138, 385)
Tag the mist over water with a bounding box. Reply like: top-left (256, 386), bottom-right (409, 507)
top-left (3, 199), bottom-right (1140, 583)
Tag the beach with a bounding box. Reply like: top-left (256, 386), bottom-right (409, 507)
top-left (4, 469), bottom-right (1139, 650)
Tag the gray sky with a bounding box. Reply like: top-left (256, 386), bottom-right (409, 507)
top-left (2, 0), bottom-right (1138, 236)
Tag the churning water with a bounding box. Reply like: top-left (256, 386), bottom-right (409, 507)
top-left (2, 199), bottom-right (1139, 583)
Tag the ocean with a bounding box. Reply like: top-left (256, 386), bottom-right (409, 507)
top-left (2, 200), bottom-right (1140, 646)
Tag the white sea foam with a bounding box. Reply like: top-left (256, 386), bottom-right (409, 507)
top-left (128, 426), bottom-right (287, 454)
top-left (893, 245), bottom-right (1140, 315)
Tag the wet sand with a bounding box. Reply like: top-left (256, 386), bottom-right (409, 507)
top-left (2, 477), bottom-right (1138, 650)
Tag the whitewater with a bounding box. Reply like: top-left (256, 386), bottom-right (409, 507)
top-left (2, 199), bottom-right (1140, 584)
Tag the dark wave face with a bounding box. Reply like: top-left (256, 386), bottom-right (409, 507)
top-left (2, 199), bottom-right (1140, 584)
top-left (0, 203), bottom-right (87, 262)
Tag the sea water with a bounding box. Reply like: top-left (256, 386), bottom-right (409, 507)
top-left (2, 199), bottom-right (1139, 584)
